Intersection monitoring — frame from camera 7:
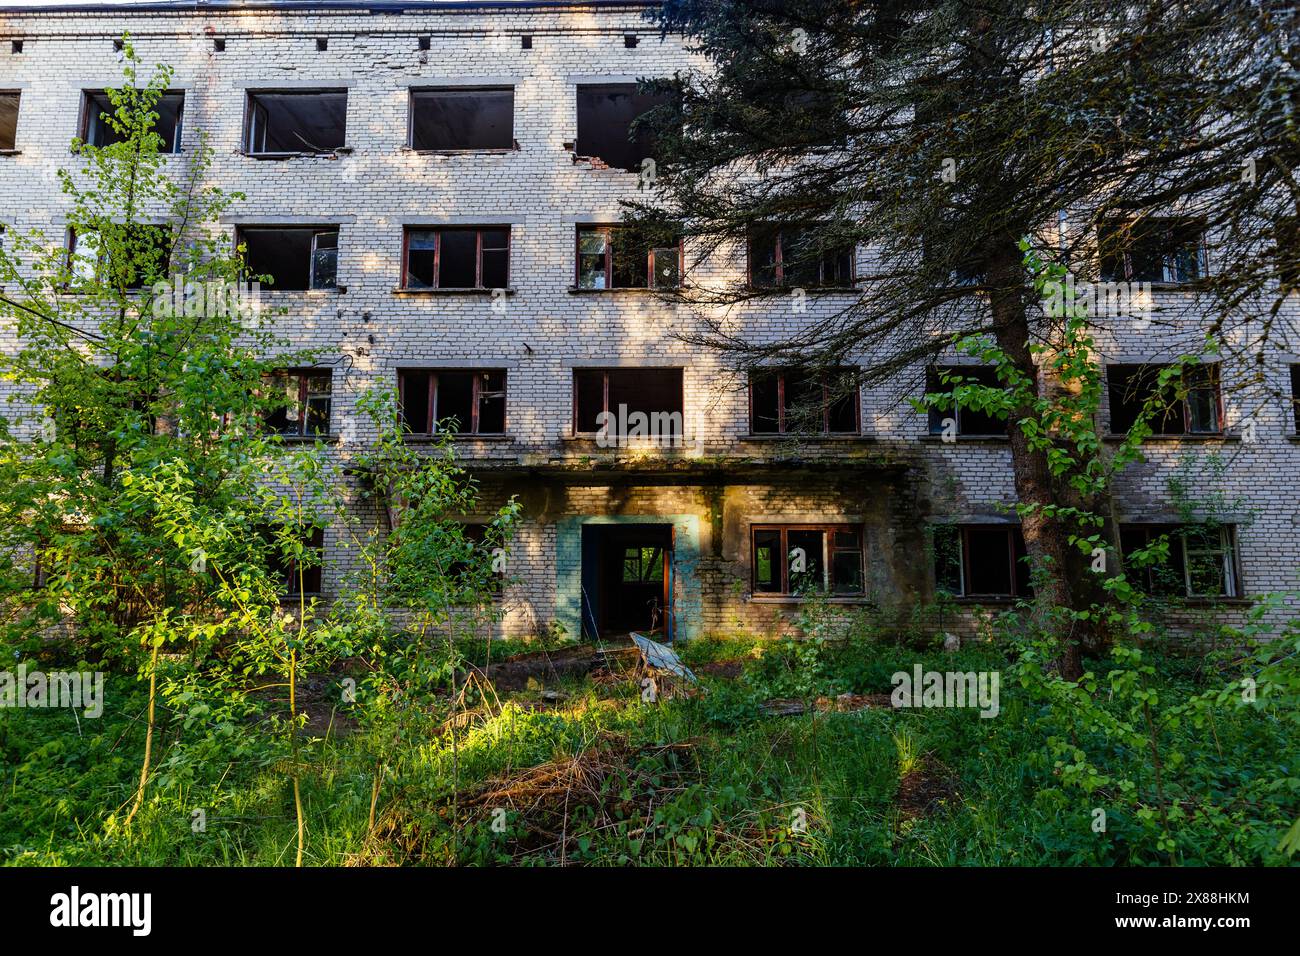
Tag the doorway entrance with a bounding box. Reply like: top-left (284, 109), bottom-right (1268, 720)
top-left (580, 523), bottom-right (673, 639)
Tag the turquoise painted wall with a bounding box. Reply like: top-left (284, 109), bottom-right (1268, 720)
top-left (555, 514), bottom-right (702, 642)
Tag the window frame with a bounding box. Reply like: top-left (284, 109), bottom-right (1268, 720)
top-left (748, 367), bottom-right (861, 435)
top-left (263, 525), bottom-right (325, 598)
top-left (747, 225), bottom-right (856, 289)
top-left (574, 224), bottom-right (682, 290)
top-left (79, 88), bottom-right (185, 154)
top-left (235, 226), bottom-right (340, 292)
top-left (925, 365), bottom-right (1009, 437)
top-left (264, 368), bottom-right (333, 438)
top-left (0, 90), bottom-right (20, 151)
top-left (933, 524), bottom-right (1031, 599)
top-left (1106, 362), bottom-right (1223, 436)
top-left (407, 86), bottom-right (515, 152)
top-left (1097, 217), bottom-right (1208, 287)
top-left (66, 224), bottom-right (173, 291)
top-left (397, 368), bottom-right (508, 437)
top-left (571, 367), bottom-right (684, 436)
top-left (243, 88), bottom-right (348, 157)
top-left (750, 523), bottom-right (866, 598)
top-left (401, 226), bottom-right (511, 290)
top-left (1119, 523), bottom-right (1240, 599)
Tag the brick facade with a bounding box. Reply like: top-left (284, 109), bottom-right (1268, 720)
top-left (1, 1), bottom-right (1296, 642)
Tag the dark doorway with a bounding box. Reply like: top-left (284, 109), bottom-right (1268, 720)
top-left (580, 523), bottom-right (673, 639)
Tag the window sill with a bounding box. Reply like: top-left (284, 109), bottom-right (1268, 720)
top-left (562, 433), bottom-right (693, 447)
top-left (918, 433), bottom-right (1010, 443)
top-left (403, 146), bottom-right (519, 156)
top-left (276, 433), bottom-right (340, 444)
top-left (745, 286), bottom-right (860, 294)
top-left (280, 593), bottom-right (324, 604)
top-left (242, 150), bottom-right (348, 160)
top-left (403, 433), bottom-right (511, 444)
top-left (740, 433), bottom-right (875, 442)
top-left (566, 285), bottom-right (679, 294)
top-left (261, 288), bottom-right (346, 297)
top-left (749, 595), bottom-right (874, 605)
top-left (1141, 596), bottom-right (1253, 607)
top-left (1103, 433), bottom-right (1240, 443)
top-left (392, 287), bottom-right (516, 296)
top-left (0, 149), bottom-right (21, 156)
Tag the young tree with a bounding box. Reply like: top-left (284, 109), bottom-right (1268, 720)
top-left (629, 0), bottom-right (1296, 677)
top-left (0, 43), bottom-right (321, 827)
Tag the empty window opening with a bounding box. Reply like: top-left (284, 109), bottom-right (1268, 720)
top-left (213, 38), bottom-right (226, 52)
top-left (264, 369), bottom-right (332, 437)
top-left (573, 367), bottom-right (683, 437)
top-left (316, 38), bottom-right (328, 52)
top-left (750, 368), bottom-right (859, 434)
top-left (624, 35), bottom-right (639, 48)
top-left (447, 522), bottom-right (506, 596)
top-left (239, 227), bottom-right (338, 291)
top-left (749, 225), bottom-right (854, 288)
top-left (1107, 362), bottom-right (1221, 435)
top-left (0, 92), bottom-right (18, 150)
top-left (752, 525), bottom-right (864, 597)
top-left (1120, 524), bottom-right (1238, 599)
top-left (1098, 217), bottom-right (1206, 285)
top-left (418, 36), bottom-right (431, 51)
top-left (245, 90), bottom-right (347, 155)
top-left (67, 225), bottom-right (172, 291)
top-left (398, 369), bottom-right (506, 436)
top-left (575, 224), bottom-right (680, 289)
top-left (410, 87), bottom-right (514, 151)
top-left (113, 39), bottom-right (124, 53)
top-left (1274, 217), bottom-right (1298, 290)
top-left (926, 366), bottom-right (1008, 436)
top-left (11, 41), bottom-right (23, 55)
top-left (933, 525), bottom-right (1031, 598)
top-left (403, 227), bottom-right (509, 289)
top-left (575, 82), bottom-right (671, 173)
top-left (520, 35), bottom-right (533, 49)
top-left (261, 525), bottom-right (324, 596)
top-left (1291, 365), bottom-right (1300, 434)
top-left (81, 90), bottom-right (184, 153)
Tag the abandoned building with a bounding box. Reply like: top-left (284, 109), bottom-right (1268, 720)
top-left (0, 1), bottom-right (1297, 643)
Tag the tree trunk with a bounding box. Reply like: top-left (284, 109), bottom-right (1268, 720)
top-left (986, 244), bottom-right (1084, 680)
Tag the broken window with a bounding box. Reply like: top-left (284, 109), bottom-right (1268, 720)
top-left (0, 92), bottom-right (18, 150)
top-left (398, 369), bottom-right (506, 436)
top-left (749, 225), bottom-right (854, 288)
top-left (575, 82), bottom-right (671, 173)
top-left (1291, 365), bottom-right (1300, 434)
top-left (1107, 363), bottom-right (1221, 435)
top-left (263, 369), bottom-right (332, 437)
top-left (67, 225), bottom-right (172, 290)
top-left (572, 368), bottom-right (683, 436)
top-left (926, 366), bottom-right (1008, 436)
top-left (1098, 217), bottom-right (1206, 285)
top-left (1120, 524), bottom-right (1238, 598)
top-left (752, 525), bottom-right (864, 596)
top-left (403, 227), bottom-right (509, 289)
top-left (239, 227), bottom-right (338, 291)
top-left (445, 522), bottom-right (506, 595)
top-left (260, 525), bottom-right (325, 596)
top-left (575, 225), bottom-right (680, 289)
top-left (245, 90), bottom-right (347, 155)
top-left (81, 90), bottom-right (184, 153)
top-left (1274, 217), bottom-right (1299, 290)
top-left (933, 524), bottom-right (1031, 598)
top-left (410, 87), bottom-right (514, 151)
top-left (750, 368), bottom-right (859, 434)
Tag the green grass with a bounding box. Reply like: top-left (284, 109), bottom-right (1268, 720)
top-left (1, 634), bottom-right (1295, 866)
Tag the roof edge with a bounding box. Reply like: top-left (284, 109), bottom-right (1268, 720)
top-left (0, 0), bottom-right (661, 15)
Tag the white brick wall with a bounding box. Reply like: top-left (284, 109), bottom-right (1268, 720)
top-left (1, 1), bottom-right (1296, 638)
